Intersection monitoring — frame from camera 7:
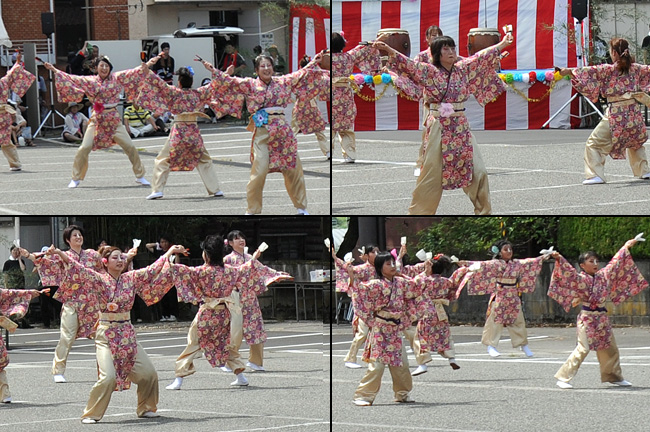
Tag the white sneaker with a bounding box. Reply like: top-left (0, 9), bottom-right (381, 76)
top-left (642, 173), bottom-right (650, 179)
top-left (326, 151), bottom-right (331, 160)
top-left (220, 366), bottom-right (232, 373)
top-left (246, 361), bottom-right (265, 371)
top-left (611, 380), bottom-right (632, 387)
top-left (344, 156), bottom-right (355, 164)
top-left (165, 377), bottom-right (183, 390)
top-left (68, 179), bottom-right (80, 188)
top-left (214, 190), bottom-right (224, 198)
top-left (1, 396), bottom-right (11, 403)
top-left (414, 167), bottom-right (420, 177)
top-left (411, 364), bottom-right (428, 376)
top-left (521, 345), bottom-right (534, 357)
top-left (345, 362), bottom-right (362, 369)
top-left (353, 399), bottom-right (372, 406)
top-left (159, 316), bottom-right (168, 322)
top-left (230, 373), bottom-right (249, 386)
top-left (9, 167), bottom-right (21, 171)
top-left (135, 177), bottom-right (151, 186)
top-left (53, 374), bottom-right (67, 383)
top-left (556, 380), bottom-right (573, 389)
top-left (167, 315), bottom-right (177, 322)
top-left (81, 418), bottom-right (97, 424)
top-left (395, 396), bottom-right (415, 403)
top-left (139, 411), bottom-right (160, 418)
top-left (487, 346), bottom-right (501, 357)
top-left (146, 191), bottom-right (163, 200)
top-left (582, 176), bottom-right (605, 185)
top-left (297, 208), bottom-right (310, 215)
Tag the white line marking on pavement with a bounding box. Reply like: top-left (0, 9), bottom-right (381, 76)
top-left (333, 422), bottom-right (490, 432)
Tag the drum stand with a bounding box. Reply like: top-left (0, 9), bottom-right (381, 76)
top-left (541, 19), bottom-right (603, 129)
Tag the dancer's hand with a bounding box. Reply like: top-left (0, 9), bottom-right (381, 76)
top-left (197, 56), bottom-right (216, 72)
top-left (398, 244), bottom-right (407, 260)
top-left (554, 66), bottom-right (574, 77)
top-left (496, 33), bottom-right (514, 51)
top-left (625, 239), bottom-right (638, 249)
top-left (145, 55), bottom-right (160, 69)
top-left (225, 64), bottom-right (235, 76)
top-left (43, 62), bottom-right (56, 72)
top-left (252, 248), bottom-right (262, 260)
top-left (373, 41), bottom-right (397, 58)
top-left (424, 259), bottom-right (433, 276)
top-left (550, 251), bottom-right (561, 260)
top-left (14, 51), bottom-right (21, 65)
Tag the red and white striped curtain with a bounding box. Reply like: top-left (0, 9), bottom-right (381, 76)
top-left (290, 4), bottom-right (331, 72)
top-left (332, 0), bottom-right (582, 130)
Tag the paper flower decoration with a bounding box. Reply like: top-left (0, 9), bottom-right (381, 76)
top-left (252, 109), bottom-right (269, 127)
top-left (364, 74), bottom-right (373, 84)
top-left (381, 73), bottom-right (392, 84)
top-left (372, 74), bottom-right (382, 85)
top-left (354, 74), bottom-right (365, 85)
top-left (438, 103), bottom-right (455, 117)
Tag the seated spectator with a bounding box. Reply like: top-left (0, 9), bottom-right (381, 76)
top-left (123, 103), bottom-right (166, 138)
top-left (8, 100), bottom-right (33, 147)
top-left (62, 102), bottom-right (89, 143)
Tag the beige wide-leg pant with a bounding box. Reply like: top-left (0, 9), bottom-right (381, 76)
top-left (409, 121), bottom-right (491, 215)
top-left (291, 119), bottom-right (330, 156)
top-left (584, 116), bottom-right (650, 181)
top-left (335, 130), bottom-right (356, 160)
top-left (150, 137), bottom-right (221, 195)
top-left (555, 313), bottom-right (623, 383)
top-left (481, 302), bottom-right (528, 348)
top-left (81, 325), bottom-right (158, 421)
top-left (247, 126), bottom-right (307, 214)
top-left (224, 291), bottom-right (246, 374)
top-left (344, 318), bottom-right (369, 364)
top-left (72, 120), bottom-right (146, 181)
top-left (52, 303), bottom-right (80, 375)
top-left (402, 325), bottom-right (433, 365)
top-left (1, 143), bottom-right (21, 169)
top-left (353, 343), bottom-right (412, 404)
top-left (0, 370), bottom-right (9, 401)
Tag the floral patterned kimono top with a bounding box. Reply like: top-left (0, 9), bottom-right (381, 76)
top-left (212, 67), bottom-right (330, 173)
top-left (0, 63), bottom-right (35, 146)
top-left (36, 248), bottom-right (103, 339)
top-left (334, 257), bottom-right (377, 294)
top-left (332, 45), bottom-right (380, 132)
top-left (224, 251), bottom-right (293, 345)
top-left (460, 256), bottom-right (544, 326)
top-left (292, 68), bottom-right (330, 135)
top-left (389, 48), bottom-right (505, 189)
top-left (58, 256), bottom-right (174, 391)
top-left (53, 67), bottom-right (143, 150)
top-left (171, 259), bottom-right (273, 367)
top-left (548, 246), bottom-right (648, 351)
top-left (352, 275), bottom-right (426, 366)
top-left (414, 267), bottom-right (469, 324)
top-left (571, 63), bottom-right (650, 159)
top-left (137, 68), bottom-right (238, 171)
top-left (0, 289), bottom-right (35, 371)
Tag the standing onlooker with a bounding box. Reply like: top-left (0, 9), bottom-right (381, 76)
top-left (267, 45), bottom-right (286, 75)
top-left (220, 43), bottom-right (247, 77)
top-left (62, 102), bottom-right (89, 143)
top-left (3, 245), bottom-right (30, 328)
top-left (146, 235), bottom-right (178, 321)
top-left (152, 42), bottom-right (175, 85)
top-left (642, 24), bottom-right (650, 64)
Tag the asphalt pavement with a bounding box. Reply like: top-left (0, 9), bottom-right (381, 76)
top-left (1, 321), bottom-right (326, 432)
top-left (0, 122), bottom-right (331, 215)
top-left (332, 128), bottom-right (650, 215)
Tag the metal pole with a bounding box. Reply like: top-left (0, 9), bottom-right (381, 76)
top-left (23, 43), bottom-right (40, 135)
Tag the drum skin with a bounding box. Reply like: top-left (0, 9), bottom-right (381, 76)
top-left (377, 28), bottom-right (411, 57)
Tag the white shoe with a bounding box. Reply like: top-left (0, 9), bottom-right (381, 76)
top-left (414, 167), bottom-right (420, 177)
top-left (353, 399), bottom-right (372, 406)
top-left (81, 418), bottom-right (97, 424)
top-left (611, 379), bottom-right (632, 387)
top-left (246, 361), bottom-right (265, 371)
top-left (166, 315), bottom-right (177, 322)
top-left (9, 167), bottom-right (21, 171)
top-left (582, 176), bottom-right (605, 185)
top-left (159, 316), bottom-right (168, 322)
top-left (53, 374), bottom-right (67, 383)
top-left (297, 208), bottom-right (310, 215)
top-left (139, 411), bottom-right (160, 418)
top-left (230, 373), bottom-right (249, 386)
top-left (521, 345), bottom-right (534, 357)
top-left (326, 151), bottom-right (331, 160)
top-left (68, 179), bottom-right (80, 188)
top-left (344, 156), bottom-right (355, 163)
top-left (135, 177), bottom-right (151, 186)
top-left (411, 364), bottom-right (428, 376)
top-left (395, 396), bottom-right (415, 403)
top-left (487, 346), bottom-right (501, 357)
top-left (146, 191), bottom-right (163, 200)
top-left (556, 380), bottom-right (573, 389)
top-left (1, 396), bottom-right (11, 403)
top-left (214, 190), bottom-right (224, 198)
top-left (345, 362), bottom-right (362, 369)
top-left (165, 377), bottom-right (183, 390)
top-left (220, 366), bottom-right (232, 373)
top-left (642, 173), bottom-right (650, 179)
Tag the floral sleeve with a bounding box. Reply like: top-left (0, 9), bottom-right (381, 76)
top-left (462, 260), bottom-right (502, 296)
top-left (456, 47), bottom-right (506, 106)
top-left (547, 256), bottom-right (580, 312)
top-left (571, 65), bottom-right (606, 102)
top-left (514, 256), bottom-right (544, 294)
top-left (389, 52), bottom-right (441, 88)
top-left (242, 259), bottom-right (293, 295)
top-left (4, 63), bottom-right (36, 98)
top-left (53, 70), bottom-right (94, 103)
top-left (134, 256), bottom-right (174, 306)
top-left (350, 279), bottom-right (387, 327)
top-left (115, 67), bottom-right (147, 103)
top-left (58, 259), bottom-right (104, 304)
top-left (280, 67), bottom-right (330, 100)
top-left (35, 254), bottom-right (64, 287)
top-left (349, 45), bottom-right (381, 75)
top-left (0, 288), bottom-right (35, 319)
top-left (334, 256), bottom-right (350, 293)
top-left (601, 246), bottom-right (649, 304)
top-left (135, 68), bottom-right (177, 117)
top-left (206, 70), bottom-right (248, 118)
top-left (170, 263), bottom-right (204, 304)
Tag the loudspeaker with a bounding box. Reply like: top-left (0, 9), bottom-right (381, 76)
top-left (572, 0), bottom-right (588, 22)
top-left (41, 12), bottom-right (55, 36)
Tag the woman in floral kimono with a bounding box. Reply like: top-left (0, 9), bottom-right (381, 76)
top-left (223, 230), bottom-right (291, 374)
top-left (333, 244), bottom-right (379, 369)
top-left (0, 51), bottom-right (35, 171)
top-left (0, 286), bottom-right (47, 403)
top-left (351, 252), bottom-right (430, 406)
top-left (459, 240), bottom-right (548, 358)
top-left (202, 53), bottom-right (329, 215)
top-left (165, 235), bottom-right (291, 390)
top-left (43, 243), bottom-right (178, 423)
top-left (332, 31), bottom-right (380, 163)
top-left (548, 237), bottom-right (647, 389)
top-left (44, 57), bottom-right (151, 188)
top-left (139, 55), bottom-right (232, 200)
top-left (557, 38), bottom-right (650, 185)
top-left (375, 32), bottom-right (513, 215)
top-left (23, 224), bottom-right (103, 384)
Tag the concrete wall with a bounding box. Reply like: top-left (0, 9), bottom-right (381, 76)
top-left (597, 2), bottom-right (650, 62)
